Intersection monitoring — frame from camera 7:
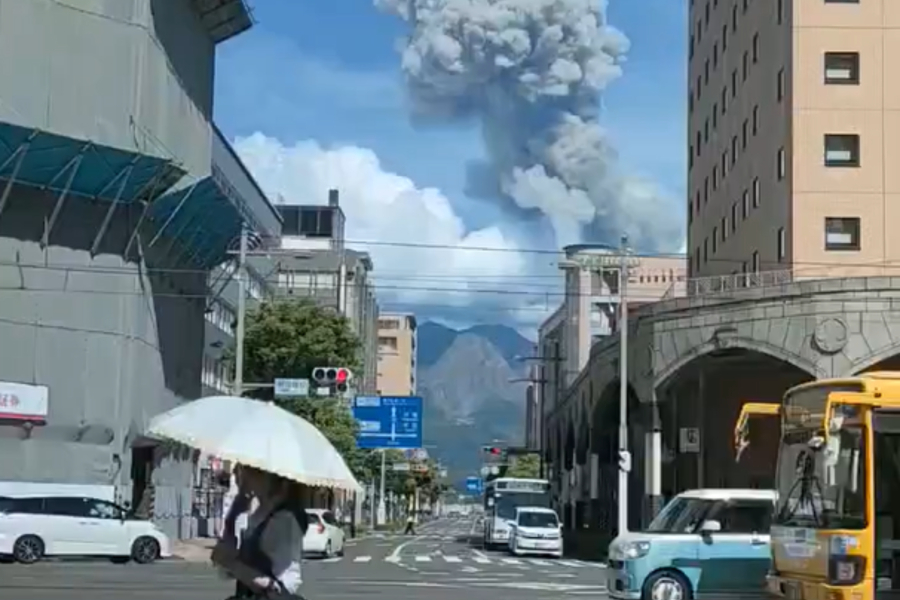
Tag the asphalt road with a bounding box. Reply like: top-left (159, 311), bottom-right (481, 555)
top-left (0, 517), bottom-right (609, 600)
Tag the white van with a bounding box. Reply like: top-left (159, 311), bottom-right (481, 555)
top-left (507, 506), bottom-right (563, 558)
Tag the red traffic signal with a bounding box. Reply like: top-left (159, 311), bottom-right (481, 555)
top-left (336, 368), bottom-right (349, 383)
top-left (483, 446), bottom-right (502, 456)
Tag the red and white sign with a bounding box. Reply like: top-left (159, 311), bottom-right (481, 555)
top-left (0, 382), bottom-right (48, 422)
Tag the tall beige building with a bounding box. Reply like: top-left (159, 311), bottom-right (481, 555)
top-left (376, 313), bottom-right (417, 397)
top-left (688, 0), bottom-right (900, 281)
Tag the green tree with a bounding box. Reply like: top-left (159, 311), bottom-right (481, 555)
top-left (505, 453), bottom-right (541, 478)
top-left (237, 299), bottom-right (370, 476)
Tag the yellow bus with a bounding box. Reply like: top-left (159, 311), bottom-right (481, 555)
top-left (736, 372), bottom-right (900, 600)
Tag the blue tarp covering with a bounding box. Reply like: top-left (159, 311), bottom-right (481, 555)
top-left (0, 123), bottom-right (183, 203)
top-left (149, 179), bottom-right (244, 268)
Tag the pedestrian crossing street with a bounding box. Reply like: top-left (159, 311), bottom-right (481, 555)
top-left (317, 554), bottom-right (607, 569)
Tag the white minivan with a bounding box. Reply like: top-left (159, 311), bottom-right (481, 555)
top-left (507, 506), bottom-right (563, 558)
top-left (0, 495), bottom-right (170, 564)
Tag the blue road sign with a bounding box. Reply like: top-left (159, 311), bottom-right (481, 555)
top-left (352, 396), bottom-right (423, 449)
top-left (465, 476), bottom-right (483, 493)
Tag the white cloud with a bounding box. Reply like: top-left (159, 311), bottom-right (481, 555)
top-left (234, 133), bottom-right (539, 322)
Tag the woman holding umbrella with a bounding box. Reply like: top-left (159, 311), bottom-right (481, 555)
top-left (146, 395), bottom-right (364, 600)
top-left (212, 465), bottom-right (309, 598)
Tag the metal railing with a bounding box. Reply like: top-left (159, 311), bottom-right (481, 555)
top-left (661, 269), bottom-right (794, 299)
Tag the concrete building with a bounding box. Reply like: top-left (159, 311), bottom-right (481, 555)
top-left (376, 313), bottom-right (417, 397)
top-left (687, 0), bottom-right (900, 283)
top-left (542, 0), bottom-right (900, 559)
top-left (274, 191), bottom-right (379, 395)
top-left (0, 0), bottom-right (281, 539)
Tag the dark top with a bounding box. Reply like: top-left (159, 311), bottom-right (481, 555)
top-left (233, 504), bottom-right (308, 599)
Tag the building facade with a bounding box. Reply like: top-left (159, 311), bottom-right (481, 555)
top-left (0, 0), bottom-right (281, 539)
top-left (376, 313), bottom-right (417, 397)
top-left (273, 191), bottom-right (379, 394)
top-left (688, 0), bottom-right (900, 282)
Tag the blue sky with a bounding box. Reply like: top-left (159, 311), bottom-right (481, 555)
top-left (216, 0), bottom-right (687, 223)
top-left (215, 0), bottom-right (687, 328)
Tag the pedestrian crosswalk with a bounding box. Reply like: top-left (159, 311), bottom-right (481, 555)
top-left (316, 554), bottom-right (606, 569)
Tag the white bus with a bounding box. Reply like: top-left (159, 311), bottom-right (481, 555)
top-left (482, 477), bottom-right (550, 548)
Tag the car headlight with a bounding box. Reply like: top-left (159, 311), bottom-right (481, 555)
top-left (519, 531), bottom-right (540, 538)
top-left (611, 540), bottom-right (651, 559)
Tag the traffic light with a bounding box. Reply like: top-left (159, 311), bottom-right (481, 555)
top-left (482, 445), bottom-right (504, 457)
top-left (311, 367), bottom-right (353, 394)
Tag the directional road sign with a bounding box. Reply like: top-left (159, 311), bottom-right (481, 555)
top-left (274, 378), bottom-right (309, 398)
top-left (465, 476), bottom-right (483, 493)
top-left (352, 395), bottom-right (423, 449)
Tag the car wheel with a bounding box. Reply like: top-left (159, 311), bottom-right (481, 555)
top-left (131, 536), bottom-right (160, 564)
top-left (13, 535), bottom-right (44, 564)
top-left (642, 570), bottom-right (692, 600)
top-left (337, 540), bottom-right (345, 557)
top-left (324, 540), bottom-right (333, 558)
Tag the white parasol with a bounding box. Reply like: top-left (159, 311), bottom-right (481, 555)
top-left (147, 395), bottom-right (362, 492)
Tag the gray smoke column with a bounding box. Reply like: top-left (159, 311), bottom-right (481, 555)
top-left (376, 0), bottom-right (681, 250)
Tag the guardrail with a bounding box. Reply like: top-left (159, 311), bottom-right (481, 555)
top-left (662, 269), bottom-right (794, 299)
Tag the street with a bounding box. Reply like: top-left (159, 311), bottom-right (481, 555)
top-left (0, 518), bottom-right (609, 599)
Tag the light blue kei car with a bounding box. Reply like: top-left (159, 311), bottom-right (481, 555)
top-left (607, 488), bottom-right (775, 600)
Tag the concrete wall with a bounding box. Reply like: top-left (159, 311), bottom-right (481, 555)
top-left (0, 185), bottom-right (206, 538)
top-left (0, 0), bottom-right (214, 174)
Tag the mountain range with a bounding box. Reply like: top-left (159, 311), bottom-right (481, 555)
top-left (416, 322), bottom-right (535, 488)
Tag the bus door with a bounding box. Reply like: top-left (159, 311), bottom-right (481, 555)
top-left (734, 402), bottom-right (781, 462)
top-left (871, 408), bottom-right (900, 594)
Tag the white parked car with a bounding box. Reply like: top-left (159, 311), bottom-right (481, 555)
top-left (507, 506), bottom-right (563, 558)
top-left (303, 508), bottom-right (344, 558)
top-left (0, 495), bottom-right (170, 564)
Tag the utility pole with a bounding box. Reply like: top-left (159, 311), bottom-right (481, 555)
top-left (377, 449), bottom-right (386, 526)
top-left (234, 224), bottom-right (248, 395)
top-left (617, 234), bottom-right (631, 535)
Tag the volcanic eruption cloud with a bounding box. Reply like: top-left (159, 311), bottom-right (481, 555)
top-left (376, 0), bottom-right (681, 251)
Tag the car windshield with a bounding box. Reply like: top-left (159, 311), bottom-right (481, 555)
top-left (518, 512), bottom-right (558, 528)
top-left (645, 497), bottom-right (716, 533)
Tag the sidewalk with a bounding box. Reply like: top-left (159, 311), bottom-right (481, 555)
top-left (171, 538), bottom-right (216, 563)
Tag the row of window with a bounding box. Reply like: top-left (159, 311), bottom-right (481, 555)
top-left (691, 217), bottom-right (861, 274)
top-left (205, 299), bottom-right (236, 335)
top-left (202, 355), bottom-right (230, 393)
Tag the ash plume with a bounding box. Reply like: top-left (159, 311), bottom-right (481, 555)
top-left (376, 0), bottom-right (681, 250)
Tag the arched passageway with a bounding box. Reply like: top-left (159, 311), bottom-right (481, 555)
top-left (587, 380), bottom-right (642, 535)
top-left (658, 348), bottom-right (813, 496)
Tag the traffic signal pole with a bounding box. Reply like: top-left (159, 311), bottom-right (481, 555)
top-left (377, 448), bottom-right (386, 526)
top-left (234, 224), bottom-right (248, 395)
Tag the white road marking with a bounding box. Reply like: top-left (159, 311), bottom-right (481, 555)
top-left (558, 560), bottom-right (584, 567)
top-left (501, 557), bottom-right (522, 565)
top-left (353, 556), bottom-right (372, 563)
top-left (443, 555), bottom-right (462, 563)
top-left (473, 556), bottom-right (492, 564)
top-left (415, 555), bottom-right (432, 562)
top-left (386, 534), bottom-right (422, 563)
top-left (471, 549), bottom-right (489, 559)
top-left (528, 559), bottom-right (552, 566)
top-left (321, 557), bottom-right (342, 563)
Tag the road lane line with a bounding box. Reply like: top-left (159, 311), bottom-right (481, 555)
top-left (471, 549), bottom-right (488, 559)
top-left (353, 556), bottom-right (372, 563)
top-left (443, 555), bottom-right (462, 563)
top-left (528, 559), bottom-right (551, 566)
top-left (558, 560), bottom-right (583, 567)
top-left (501, 557), bottom-right (522, 564)
top-left (473, 556), bottom-right (491, 564)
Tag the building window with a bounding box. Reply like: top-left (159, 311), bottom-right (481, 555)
top-left (731, 136), bottom-right (738, 164)
top-left (703, 238), bottom-right (709, 263)
top-left (696, 76), bottom-right (702, 99)
top-left (777, 147), bottom-right (786, 179)
top-left (824, 217), bottom-right (861, 251)
top-left (777, 68), bottom-right (785, 100)
top-left (732, 4), bottom-right (738, 31)
top-left (777, 0), bottom-right (784, 24)
top-left (722, 151), bottom-right (729, 176)
top-left (742, 51), bottom-right (749, 81)
top-left (752, 33), bottom-right (759, 63)
top-left (732, 69), bottom-right (738, 97)
top-left (713, 42), bottom-right (719, 67)
top-left (688, 198), bottom-right (693, 223)
top-left (689, 33), bottom-right (695, 59)
top-left (713, 166), bottom-right (719, 190)
top-left (743, 0), bottom-right (749, 12)
top-left (722, 24), bottom-right (728, 50)
top-left (752, 177), bottom-right (760, 207)
top-left (824, 0), bottom-right (859, 3)
top-left (689, 146), bottom-right (694, 170)
top-left (824, 134), bottom-right (860, 167)
top-left (689, 91), bottom-right (694, 114)
top-left (731, 203), bottom-right (737, 231)
top-left (751, 251), bottom-right (759, 273)
top-left (824, 52), bottom-right (860, 85)
top-left (705, 59), bottom-right (710, 84)
top-left (712, 227), bottom-right (718, 252)
top-left (721, 217), bottom-right (728, 241)
top-left (704, 176), bottom-right (709, 203)
top-left (742, 119), bottom-right (749, 148)
top-left (721, 86), bottom-right (728, 113)
top-left (704, 118), bottom-right (709, 142)
top-left (713, 103), bottom-right (718, 128)
top-left (742, 190), bottom-right (749, 219)
top-left (777, 227), bottom-right (785, 261)
top-left (705, 1), bottom-right (710, 24)
top-left (752, 105), bottom-right (759, 135)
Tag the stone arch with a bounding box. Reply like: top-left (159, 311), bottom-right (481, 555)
top-left (590, 379), bottom-right (641, 460)
top-left (850, 346), bottom-right (900, 375)
top-left (655, 336), bottom-right (822, 388)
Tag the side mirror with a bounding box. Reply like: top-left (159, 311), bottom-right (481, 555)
top-left (700, 519), bottom-right (722, 534)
